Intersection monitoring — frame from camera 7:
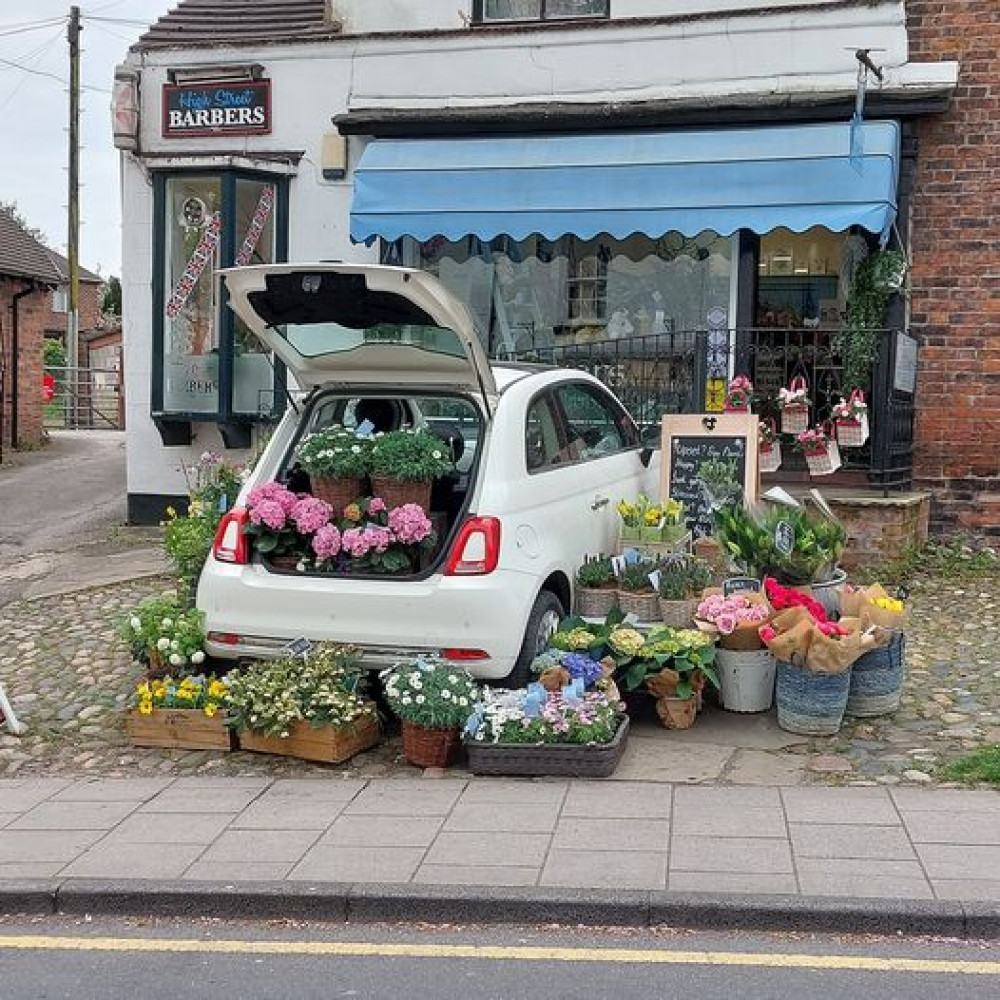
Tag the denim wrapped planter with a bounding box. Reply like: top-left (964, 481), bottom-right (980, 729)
top-left (846, 632), bottom-right (906, 717)
top-left (775, 661), bottom-right (851, 736)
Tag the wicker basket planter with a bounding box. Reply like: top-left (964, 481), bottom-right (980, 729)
top-left (575, 586), bottom-right (619, 618)
top-left (370, 477), bottom-right (432, 511)
top-left (658, 597), bottom-right (698, 627)
top-left (401, 720), bottom-right (462, 768)
top-left (618, 590), bottom-right (661, 622)
top-left (238, 713), bottom-right (380, 764)
top-left (126, 708), bottom-right (234, 751)
top-left (775, 661), bottom-right (851, 736)
top-left (311, 476), bottom-right (364, 511)
top-left (847, 632), bottom-right (905, 717)
top-left (465, 716), bottom-right (629, 778)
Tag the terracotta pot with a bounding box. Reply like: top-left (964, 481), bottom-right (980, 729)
top-left (655, 695), bottom-right (698, 730)
top-left (400, 720), bottom-right (461, 768)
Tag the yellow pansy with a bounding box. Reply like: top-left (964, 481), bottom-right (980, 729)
top-left (138, 700), bottom-right (154, 716)
top-left (203, 703), bottom-right (218, 718)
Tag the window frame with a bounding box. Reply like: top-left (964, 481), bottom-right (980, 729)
top-left (524, 388), bottom-right (567, 475)
top-left (150, 168), bottom-right (289, 423)
top-left (472, 0), bottom-right (611, 26)
top-left (551, 378), bottom-right (641, 466)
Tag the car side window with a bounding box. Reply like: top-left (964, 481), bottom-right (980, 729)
top-left (525, 393), bottom-right (564, 473)
top-left (554, 382), bottom-right (637, 463)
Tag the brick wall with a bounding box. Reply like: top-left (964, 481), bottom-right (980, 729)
top-left (42, 280), bottom-right (104, 339)
top-left (831, 495), bottom-right (931, 572)
top-left (0, 277), bottom-right (48, 450)
top-left (906, 1), bottom-right (1000, 537)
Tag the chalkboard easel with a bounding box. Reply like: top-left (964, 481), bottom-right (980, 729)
top-left (660, 414), bottom-right (760, 540)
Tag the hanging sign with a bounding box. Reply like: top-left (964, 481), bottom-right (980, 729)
top-left (234, 185), bottom-right (275, 266)
top-left (162, 79), bottom-right (271, 138)
top-left (165, 212), bottom-right (222, 319)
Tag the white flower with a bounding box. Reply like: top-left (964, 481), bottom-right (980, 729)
top-left (156, 637), bottom-right (170, 651)
top-left (459, 697), bottom-right (469, 707)
top-left (415, 694), bottom-right (426, 704)
top-left (161, 617), bottom-right (174, 628)
top-left (432, 451), bottom-right (442, 460)
top-left (170, 640), bottom-right (180, 651)
top-left (191, 651), bottom-right (205, 665)
top-left (441, 690), bottom-right (451, 700)
top-left (351, 445), bottom-right (361, 454)
top-left (129, 616), bottom-right (142, 631)
top-left (169, 653), bottom-right (183, 667)
top-left (411, 677), bottom-right (423, 690)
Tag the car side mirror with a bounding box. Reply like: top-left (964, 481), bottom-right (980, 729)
top-left (639, 447), bottom-right (654, 468)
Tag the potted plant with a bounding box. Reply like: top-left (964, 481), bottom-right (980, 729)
top-left (118, 596), bottom-right (208, 677)
top-left (657, 555), bottom-right (713, 626)
top-left (574, 555), bottom-right (618, 617)
top-left (758, 418), bottom-right (782, 474)
top-left (127, 674), bottom-right (233, 751)
top-left (778, 376), bottom-right (811, 435)
top-left (617, 496), bottom-right (687, 555)
top-left (382, 658), bottom-right (479, 768)
top-left (297, 425), bottom-right (373, 509)
top-left (227, 644), bottom-right (380, 763)
top-left (795, 425), bottom-right (842, 477)
top-left (617, 627), bottom-right (718, 730)
top-left (464, 686), bottom-right (628, 778)
top-left (369, 429), bottom-right (453, 510)
top-left (724, 374), bottom-right (754, 412)
top-left (840, 583), bottom-right (908, 717)
top-left (832, 390), bottom-right (870, 448)
top-left (616, 560), bottom-right (662, 622)
top-left (243, 481), bottom-right (309, 568)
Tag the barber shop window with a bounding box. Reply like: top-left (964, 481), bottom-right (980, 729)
top-left (473, 0), bottom-right (610, 24)
top-left (152, 170), bottom-right (288, 422)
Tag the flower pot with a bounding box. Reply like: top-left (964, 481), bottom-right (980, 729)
top-left (846, 632), bottom-right (905, 717)
top-left (780, 405), bottom-right (810, 436)
top-left (238, 714), bottom-right (380, 764)
top-left (401, 720), bottom-right (461, 768)
top-left (266, 554), bottom-right (302, 573)
top-left (717, 625), bottom-right (766, 652)
top-left (618, 589), bottom-right (661, 623)
top-left (370, 477), bottom-right (432, 511)
top-left (311, 476), bottom-right (364, 512)
top-left (775, 660), bottom-right (851, 736)
top-left (717, 648), bottom-right (777, 713)
top-left (806, 568), bottom-right (848, 618)
top-left (803, 442), bottom-right (842, 476)
top-left (575, 586), bottom-right (619, 618)
top-left (658, 597), bottom-right (699, 627)
top-left (126, 708), bottom-right (234, 751)
top-left (655, 695), bottom-right (698, 730)
top-left (465, 716), bottom-right (630, 778)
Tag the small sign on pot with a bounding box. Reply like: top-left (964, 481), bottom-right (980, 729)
top-left (723, 577), bottom-right (762, 598)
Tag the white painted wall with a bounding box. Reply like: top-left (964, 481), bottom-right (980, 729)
top-left (119, 0), bottom-right (953, 500)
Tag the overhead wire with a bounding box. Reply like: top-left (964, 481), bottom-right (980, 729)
top-left (0, 17), bottom-right (67, 40)
top-left (0, 23), bottom-right (66, 112)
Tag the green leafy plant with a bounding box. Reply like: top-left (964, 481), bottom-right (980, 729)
top-left (576, 555), bottom-right (615, 589)
top-left (381, 659), bottom-right (479, 729)
top-left (619, 627), bottom-right (718, 695)
top-left (117, 595), bottom-right (206, 671)
top-left (838, 248), bottom-right (907, 391)
top-left (939, 746), bottom-right (1000, 787)
top-left (657, 555), bottom-right (713, 600)
top-left (225, 644), bottom-right (372, 738)
top-left (618, 561), bottom-right (658, 594)
top-left (297, 426), bottom-right (373, 479)
top-left (370, 429), bottom-right (453, 482)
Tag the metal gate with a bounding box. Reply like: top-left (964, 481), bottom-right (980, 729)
top-left (44, 365), bottom-right (124, 430)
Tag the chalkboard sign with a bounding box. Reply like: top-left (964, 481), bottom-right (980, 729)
top-left (661, 414), bottom-right (759, 540)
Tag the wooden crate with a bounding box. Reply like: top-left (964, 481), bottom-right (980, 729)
top-left (126, 708), bottom-right (233, 751)
top-left (238, 712), bottom-right (380, 764)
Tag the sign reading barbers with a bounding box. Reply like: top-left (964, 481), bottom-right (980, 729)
top-left (162, 79), bottom-right (271, 138)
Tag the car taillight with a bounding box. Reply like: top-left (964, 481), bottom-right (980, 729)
top-left (444, 516), bottom-right (501, 576)
top-left (212, 508), bottom-right (250, 565)
top-left (441, 648), bottom-right (490, 661)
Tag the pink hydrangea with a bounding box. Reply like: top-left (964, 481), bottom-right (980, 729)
top-left (312, 524), bottom-right (342, 561)
top-left (714, 613), bottom-right (738, 635)
top-left (388, 504), bottom-right (432, 545)
top-left (368, 497), bottom-right (387, 514)
top-left (248, 499), bottom-right (287, 531)
top-left (247, 481), bottom-right (298, 514)
top-left (341, 526), bottom-right (393, 558)
top-left (290, 496), bottom-right (332, 534)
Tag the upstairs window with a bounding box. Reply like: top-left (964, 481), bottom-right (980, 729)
top-left (474, 1), bottom-right (610, 24)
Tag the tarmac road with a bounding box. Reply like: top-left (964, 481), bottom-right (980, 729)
top-left (1, 916), bottom-right (999, 1000)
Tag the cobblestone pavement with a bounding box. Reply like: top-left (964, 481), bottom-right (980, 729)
top-left (1, 575), bottom-right (997, 785)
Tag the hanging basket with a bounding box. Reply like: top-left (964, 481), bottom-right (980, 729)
top-left (370, 477), bottom-right (432, 511)
top-left (779, 376), bottom-right (811, 435)
top-left (311, 476), bottom-right (364, 512)
top-left (846, 631), bottom-right (905, 717)
top-left (802, 424), bottom-right (842, 476)
top-left (400, 720), bottom-right (462, 768)
top-left (759, 438), bottom-right (782, 474)
top-left (575, 586), bottom-right (619, 618)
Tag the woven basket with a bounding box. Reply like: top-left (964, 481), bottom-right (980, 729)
top-left (775, 660), bottom-right (851, 736)
top-left (759, 440), bottom-right (782, 473)
top-left (465, 717), bottom-right (629, 778)
top-left (401, 720), bottom-right (461, 768)
top-left (836, 417), bottom-right (869, 448)
top-left (311, 476), bottom-right (364, 512)
top-left (804, 441), bottom-right (842, 476)
top-left (618, 590), bottom-right (661, 622)
top-left (575, 586), bottom-right (619, 618)
top-left (847, 632), bottom-right (905, 717)
top-left (370, 477), bottom-right (432, 511)
top-left (781, 404), bottom-right (810, 436)
top-left (658, 597), bottom-right (698, 627)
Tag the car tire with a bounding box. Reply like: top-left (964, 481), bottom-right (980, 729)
top-left (500, 589), bottom-right (566, 689)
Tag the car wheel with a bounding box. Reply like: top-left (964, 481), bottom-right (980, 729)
top-left (500, 590), bottom-right (566, 689)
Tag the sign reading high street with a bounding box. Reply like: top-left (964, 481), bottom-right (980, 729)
top-left (162, 79), bottom-right (271, 138)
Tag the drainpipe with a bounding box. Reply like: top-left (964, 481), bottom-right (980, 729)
top-left (9, 282), bottom-right (36, 449)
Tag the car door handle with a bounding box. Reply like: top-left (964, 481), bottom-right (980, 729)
top-left (591, 495), bottom-right (610, 511)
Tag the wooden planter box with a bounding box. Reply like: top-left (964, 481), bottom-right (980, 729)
top-left (465, 717), bottom-right (629, 778)
top-left (126, 708), bottom-right (234, 751)
top-left (237, 713), bottom-right (380, 764)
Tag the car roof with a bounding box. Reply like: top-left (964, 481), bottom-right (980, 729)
top-left (491, 362), bottom-right (558, 391)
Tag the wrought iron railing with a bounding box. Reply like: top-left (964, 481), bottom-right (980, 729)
top-left (500, 327), bottom-right (916, 490)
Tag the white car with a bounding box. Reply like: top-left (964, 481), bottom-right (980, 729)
top-left (198, 263), bottom-right (660, 684)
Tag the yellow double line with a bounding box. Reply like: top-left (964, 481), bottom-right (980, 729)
top-left (0, 936), bottom-right (998, 975)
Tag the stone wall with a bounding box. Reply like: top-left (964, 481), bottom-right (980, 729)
top-left (906, 1), bottom-right (1000, 537)
top-left (0, 277), bottom-right (47, 451)
top-left (830, 494), bottom-right (932, 571)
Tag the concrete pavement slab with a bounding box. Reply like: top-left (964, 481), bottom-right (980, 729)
top-left (611, 738), bottom-right (732, 783)
top-left (673, 786), bottom-right (786, 838)
top-left (319, 815), bottom-right (444, 848)
top-left (891, 788), bottom-right (1000, 812)
top-left (444, 802), bottom-right (561, 833)
top-left (264, 778), bottom-right (366, 799)
top-left (901, 810), bottom-right (1000, 845)
top-left (49, 778), bottom-right (173, 802)
top-left (0, 830), bottom-right (104, 864)
top-left (423, 831), bottom-right (550, 868)
top-left (104, 811), bottom-right (236, 845)
top-left (789, 823), bottom-right (916, 860)
top-left (460, 780), bottom-right (568, 805)
top-left (8, 799), bottom-right (141, 831)
top-left (142, 786), bottom-right (266, 814)
top-left (916, 844), bottom-right (1000, 880)
top-left (540, 849), bottom-right (667, 890)
top-left (667, 872), bottom-right (798, 894)
top-left (670, 835), bottom-right (794, 874)
top-left (182, 862), bottom-right (295, 881)
top-left (230, 797), bottom-right (350, 831)
top-left (782, 787), bottom-right (899, 825)
top-left (796, 858), bottom-right (928, 879)
top-left (659, 711), bottom-right (807, 751)
top-left (197, 829), bottom-right (320, 865)
top-left (797, 874), bottom-right (934, 899)
top-left (561, 780), bottom-right (673, 819)
top-left (551, 817), bottom-right (669, 852)
top-left (289, 847), bottom-right (425, 883)
top-left (413, 865), bottom-right (540, 887)
top-left (345, 781), bottom-right (465, 816)
top-left (723, 749), bottom-right (807, 786)
top-left (58, 842), bottom-right (206, 879)
top-left (931, 879), bottom-right (1000, 901)
top-left (0, 779), bottom-right (70, 812)
top-left (0, 863), bottom-right (66, 879)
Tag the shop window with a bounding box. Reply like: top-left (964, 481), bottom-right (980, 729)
top-left (474, 0), bottom-right (609, 23)
top-left (153, 171), bottom-right (287, 424)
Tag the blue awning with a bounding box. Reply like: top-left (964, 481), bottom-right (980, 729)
top-left (350, 121), bottom-right (900, 245)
